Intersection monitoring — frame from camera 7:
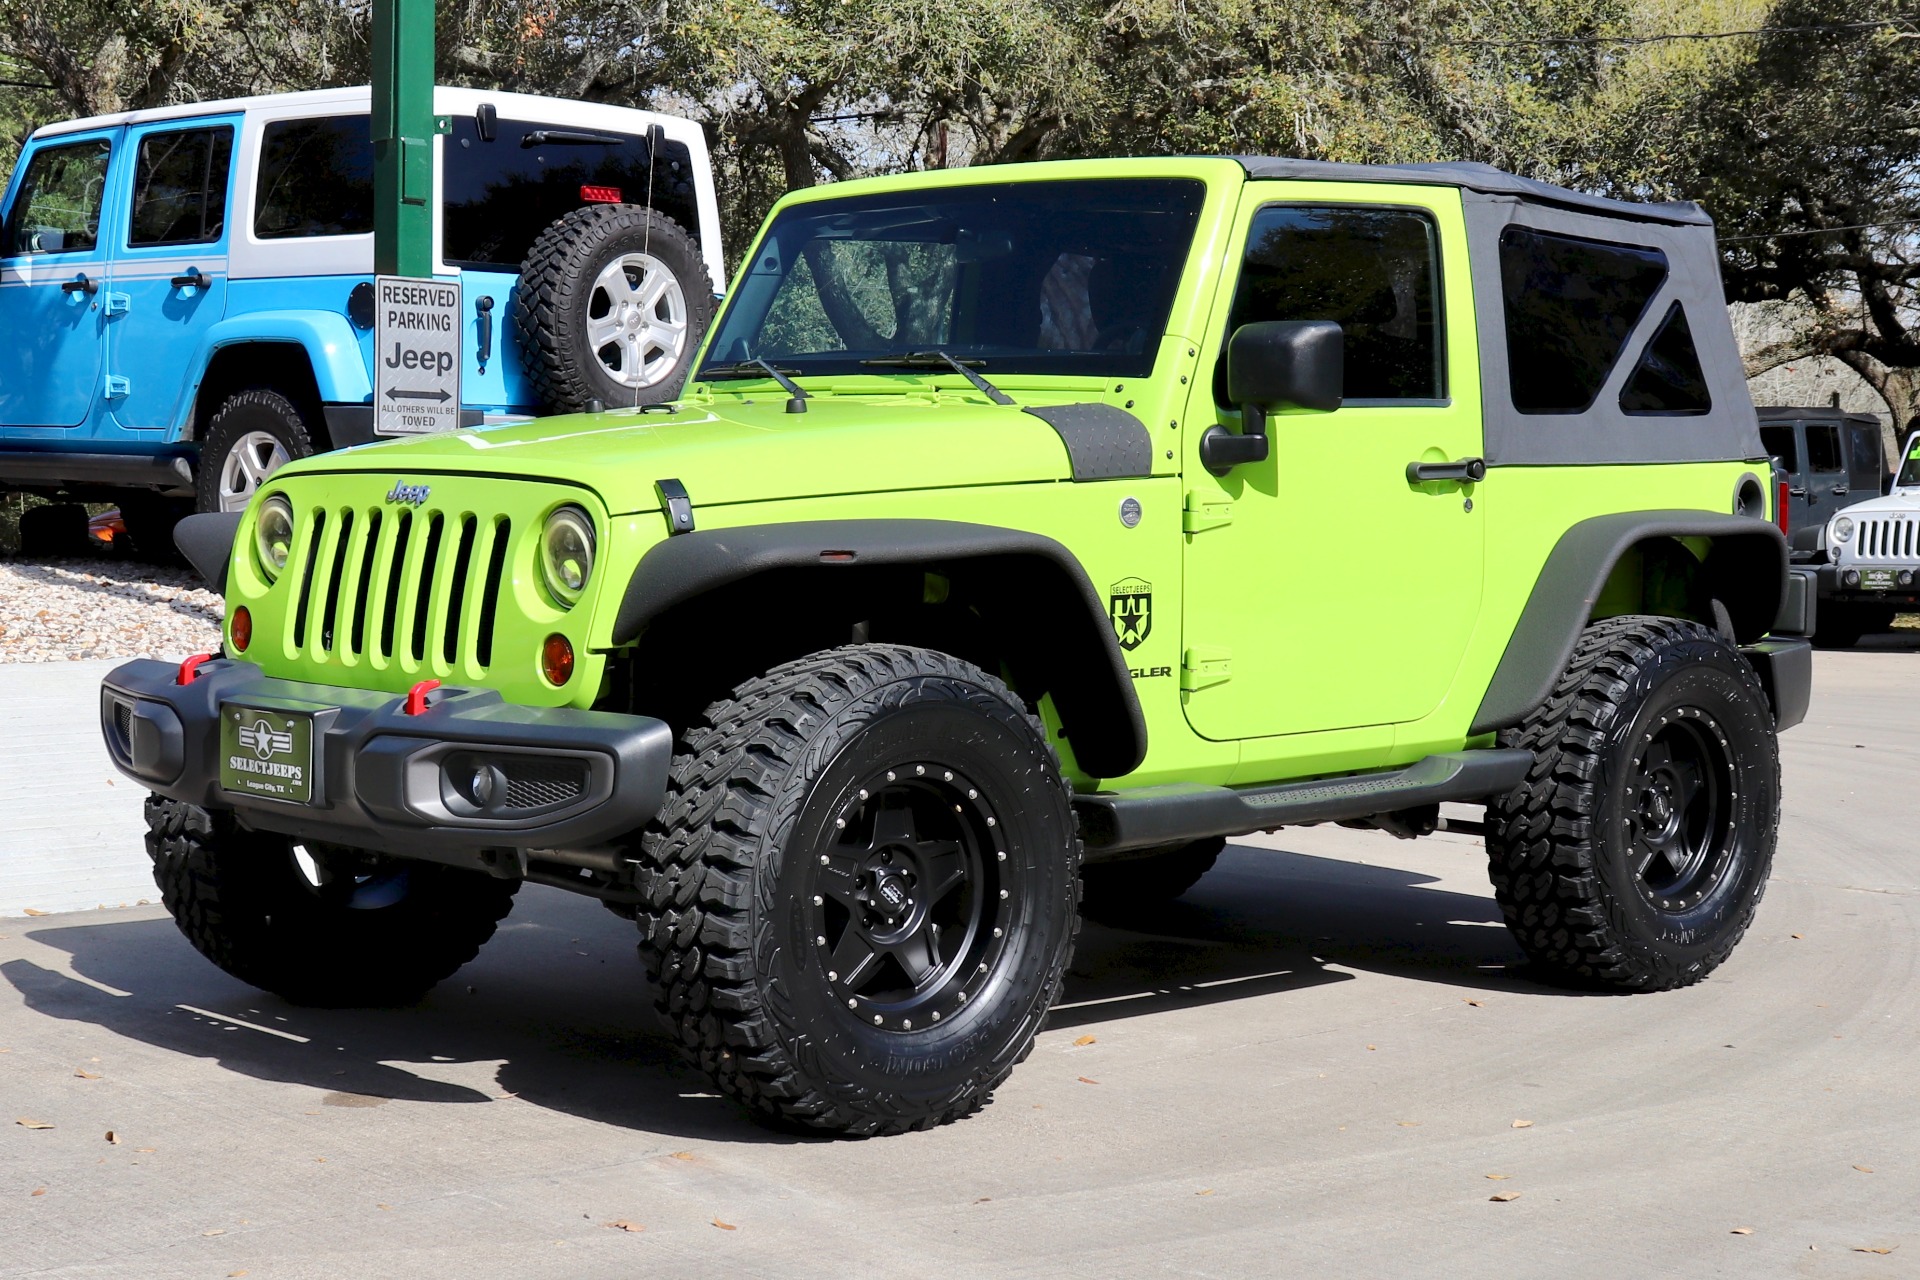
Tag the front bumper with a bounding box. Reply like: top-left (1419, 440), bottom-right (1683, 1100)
top-left (101, 658), bottom-right (672, 861)
top-left (1815, 563), bottom-right (1920, 607)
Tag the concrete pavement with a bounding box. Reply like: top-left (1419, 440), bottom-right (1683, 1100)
top-left (0, 645), bottom-right (1915, 1277)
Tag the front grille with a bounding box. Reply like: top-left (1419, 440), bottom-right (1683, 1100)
top-left (499, 756), bottom-right (588, 810)
top-left (1848, 515), bottom-right (1920, 563)
top-left (111, 699), bottom-right (133, 753)
top-left (287, 498), bottom-right (512, 679)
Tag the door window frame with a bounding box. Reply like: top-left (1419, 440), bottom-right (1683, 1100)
top-left (1, 132), bottom-right (118, 261)
top-left (122, 120), bottom-right (238, 252)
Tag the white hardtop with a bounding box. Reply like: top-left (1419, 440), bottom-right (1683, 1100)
top-left (30, 86), bottom-right (704, 149)
top-left (1835, 431), bottom-right (1920, 517)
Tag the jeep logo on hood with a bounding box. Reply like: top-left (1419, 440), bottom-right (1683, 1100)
top-left (385, 481), bottom-right (431, 507)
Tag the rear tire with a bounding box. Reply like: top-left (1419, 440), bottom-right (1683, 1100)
top-left (1079, 837), bottom-right (1224, 919)
top-left (635, 644), bottom-right (1080, 1136)
top-left (196, 389), bottom-right (316, 514)
top-left (146, 796), bottom-right (517, 1006)
top-left (1485, 616), bottom-right (1778, 991)
top-left (514, 204), bottom-right (714, 412)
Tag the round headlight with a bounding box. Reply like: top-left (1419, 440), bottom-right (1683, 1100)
top-left (256, 495), bottom-right (295, 580)
top-left (540, 506), bottom-right (595, 608)
top-left (1833, 516), bottom-right (1855, 542)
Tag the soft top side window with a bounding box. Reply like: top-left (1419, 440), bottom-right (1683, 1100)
top-left (1618, 301), bottom-right (1710, 415)
top-left (4, 138), bottom-right (113, 257)
top-left (1499, 225), bottom-right (1667, 415)
top-left (130, 126), bottom-right (234, 248)
top-left (254, 116), bottom-right (373, 240)
top-left (1218, 204), bottom-right (1444, 403)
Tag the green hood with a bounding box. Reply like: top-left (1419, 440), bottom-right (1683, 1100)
top-left (284, 389), bottom-right (1110, 514)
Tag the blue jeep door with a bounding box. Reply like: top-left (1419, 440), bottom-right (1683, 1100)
top-left (0, 131), bottom-right (117, 430)
top-left (107, 118), bottom-right (238, 434)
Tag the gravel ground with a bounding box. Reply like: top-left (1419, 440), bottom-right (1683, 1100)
top-left (0, 557), bottom-right (223, 663)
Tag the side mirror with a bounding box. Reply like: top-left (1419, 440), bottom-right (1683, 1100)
top-left (1202, 320), bottom-right (1344, 475)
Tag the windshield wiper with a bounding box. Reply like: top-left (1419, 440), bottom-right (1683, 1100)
top-left (696, 358), bottom-right (810, 414)
top-left (521, 129), bottom-right (622, 147)
top-left (859, 349), bottom-right (1015, 406)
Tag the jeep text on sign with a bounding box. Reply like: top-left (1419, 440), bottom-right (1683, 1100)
top-left (374, 275), bottom-right (462, 436)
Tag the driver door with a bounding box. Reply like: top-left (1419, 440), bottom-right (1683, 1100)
top-left (0, 131), bottom-right (117, 431)
top-left (1179, 184), bottom-right (1485, 741)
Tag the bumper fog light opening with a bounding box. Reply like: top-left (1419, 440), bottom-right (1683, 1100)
top-left (1901, 571), bottom-right (1915, 588)
top-left (1843, 568), bottom-right (1862, 588)
top-left (543, 634), bottom-right (575, 686)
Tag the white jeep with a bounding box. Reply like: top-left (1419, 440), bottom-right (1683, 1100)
top-left (1818, 430), bottom-right (1920, 644)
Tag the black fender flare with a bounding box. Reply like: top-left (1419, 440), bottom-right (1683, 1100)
top-left (1469, 510), bottom-right (1788, 737)
top-left (611, 519), bottom-right (1148, 778)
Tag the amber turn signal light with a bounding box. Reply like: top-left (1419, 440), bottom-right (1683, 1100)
top-left (542, 633), bottom-right (574, 686)
top-left (230, 605), bottom-right (252, 653)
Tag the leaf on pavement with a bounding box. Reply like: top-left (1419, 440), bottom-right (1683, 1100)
top-left (377, 1204), bottom-right (392, 1211)
top-left (1731, 1227), bottom-right (1753, 1234)
top-left (105, 1131), bottom-right (119, 1145)
top-left (712, 1218), bottom-right (737, 1231)
top-left (1853, 1164), bottom-right (1875, 1173)
top-left (1073, 1035), bottom-right (1097, 1046)
top-left (1462, 998), bottom-right (1484, 1007)
top-left (16, 1118), bottom-right (53, 1129)
top-left (230, 1271), bottom-right (250, 1277)
top-left (1196, 1188), bottom-right (1215, 1196)
top-left (1510, 1119), bottom-right (1534, 1129)
top-left (30, 1187), bottom-right (45, 1196)
top-left (1366, 1045), bottom-right (1377, 1051)
top-left (1855, 1246), bottom-right (1896, 1254)
top-left (1077, 1076), bottom-right (1100, 1085)
top-left (1790, 933), bottom-right (1804, 939)
top-left (1397, 1121), bottom-right (1421, 1127)
top-left (203, 1228), bottom-right (226, 1237)
top-left (22, 908), bottom-right (48, 917)
top-left (74, 1068), bottom-right (100, 1080)
top-left (1485, 1174), bottom-right (1511, 1180)
top-left (603, 1220), bottom-right (644, 1233)
top-left (135, 1147), bottom-right (155, 1154)
top-left (670, 1151), bottom-right (696, 1161)
top-left (1489, 1191), bottom-right (1522, 1202)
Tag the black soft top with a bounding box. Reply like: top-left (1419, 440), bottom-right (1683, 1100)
top-left (1233, 157), bottom-right (1710, 228)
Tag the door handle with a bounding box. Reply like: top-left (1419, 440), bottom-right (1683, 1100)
top-left (60, 274), bottom-right (97, 295)
top-left (1406, 456), bottom-right (1486, 485)
top-left (1831, 485), bottom-right (1849, 495)
top-left (170, 270), bottom-right (211, 289)
top-left (1788, 486), bottom-right (1808, 498)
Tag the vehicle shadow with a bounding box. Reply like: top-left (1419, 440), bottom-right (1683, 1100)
top-left (1, 841), bottom-right (1560, 1142)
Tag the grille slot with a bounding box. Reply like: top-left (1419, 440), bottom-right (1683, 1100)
top-left (409, 512), bottom-right (445, 664)
top-left (477, 517), bottom-right (510, 669)
top-left (349, 510), bottom-right (382, 657)
top-left (291, 508), bottom-right (326, 648)
top-left (379, 509), bottom-right (412, 660)
top-left (443, 515), bottom-right (478, 666)
top-left (500, 756), bottom-right (588, 810)
top-left (111, 700), bottom-right (133, 752)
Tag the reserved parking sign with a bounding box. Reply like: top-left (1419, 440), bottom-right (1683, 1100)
top-left (374, 275), bottom-right (463, 435)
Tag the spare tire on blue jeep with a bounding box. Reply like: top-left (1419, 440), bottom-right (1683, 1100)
top-left (514, 204), bottom-right (715, 411)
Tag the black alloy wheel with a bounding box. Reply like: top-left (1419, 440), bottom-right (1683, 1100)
top-left (1624, 710), bottom-right (1738, 913)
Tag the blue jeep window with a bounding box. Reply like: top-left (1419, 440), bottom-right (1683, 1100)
top-left (1218, 205), bottom-right (1444, 403)
top-left (1500, 226), bottom-right (1667, 414)
top-left (129, 127), bottom-right (234, 247)
top-left (4, 139), bottom-right (112, 256)
top-left (254, 116), bottom-right (373, 239)
top-left (441, 115), bottom-right (700, 271)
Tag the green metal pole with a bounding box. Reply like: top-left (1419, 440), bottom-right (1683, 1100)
top-left (371, 0), bottom-right (437, 278)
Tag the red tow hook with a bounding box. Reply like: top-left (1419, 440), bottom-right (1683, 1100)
top-left (176, 653), bottom-right (215, 685)
top-left (403, 679), bottom-right (442, 716)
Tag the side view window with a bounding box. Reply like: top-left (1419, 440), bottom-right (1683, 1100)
top-left (254, 116), bottom-right (373, 240)
top-left (1618, 302), bottom-right (1710, 415)
top-left (3, 139), bottom-right (112, 257)
top-left (1759, 424), bottom-right (1799, 472)
top-left (1500, 226), bottom-right (1667, 414)
top-left (1805, 424), bottom-right (1843, 473)
top-left (129, 127), bottom-right (234, 248)
top-left (1220, 205), bottom-right (1443, 402)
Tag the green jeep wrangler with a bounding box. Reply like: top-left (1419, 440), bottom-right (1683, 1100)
top-left (102, 156), bottom-right (1813, 1136)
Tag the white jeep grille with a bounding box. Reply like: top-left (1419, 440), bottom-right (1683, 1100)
top-left (1842, 514), bottom-right (1920, 564)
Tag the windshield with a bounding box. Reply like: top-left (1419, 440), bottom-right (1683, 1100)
top-left (1899, 434), bottom-right (1920, 489)
top-left (700, 179), bottom-right (1207, 380)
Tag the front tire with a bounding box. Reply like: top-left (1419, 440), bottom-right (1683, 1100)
top-left (636, 644), bottom-right (1080, 1136)
top-left (146, 797), bottom-right (518, 1006)
top-left (1485, 616), bottom-right (1779, 991)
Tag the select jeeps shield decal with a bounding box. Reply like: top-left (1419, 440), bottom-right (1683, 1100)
top-left (220, 706), bottom-right (314, 804)
top-left (1109, 577), bottom-right (1152, 651)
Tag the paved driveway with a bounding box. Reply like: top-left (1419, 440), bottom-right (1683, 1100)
top-left (2, 647), bottom-right (1914, 1277)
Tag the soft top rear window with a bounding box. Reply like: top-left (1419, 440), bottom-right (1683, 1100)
top-left (1500, 225), bottom-right (1668, 415)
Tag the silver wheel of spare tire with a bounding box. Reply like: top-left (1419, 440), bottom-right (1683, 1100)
top-left (217, 430), bottom-right (292, 512)
top-left (584, 253), bottom-right (689, 390)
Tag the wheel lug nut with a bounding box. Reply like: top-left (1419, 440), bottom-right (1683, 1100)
top-left (902, 1019), bottom-right (912, 1029)
top-left (999, 889), bottom-right (1008, 899)
top-left (820, 855), bottom-right (829, 865)
top-left (812, 895), bottom-right (823, 906)
top-left (835, 817), bottom-right (847, 829)
top-left (977, 961), bottom-right (987, 973)
top-left (931, 1011), bottom-right (941, 1021)
top-left (816, 935), bottom-right (826, 946)
top-left (996, 851), bottom-right (1005, 861)
top-left (828, 970), bottom-right (838, 981)
top-left (986, 817), bottom-right (996, 827)
top-left (968, 789), bottom-right (977, 799)
top-left (916, 765), bottom-right (925, 775)
top-left (848, 999), bottom-right (857, 1009)
top-left (887, 771), bottom-right (896, 781)
top-left (859, 789), bottom-right (869, 800)
top-left (873, 1015), bottom-right (883, 1025)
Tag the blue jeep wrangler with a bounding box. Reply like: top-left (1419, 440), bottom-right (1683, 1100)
top-left (0, 86), bottom-right (721, 545)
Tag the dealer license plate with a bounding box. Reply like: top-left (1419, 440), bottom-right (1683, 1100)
top-left (219, 704), bottom-right (314, 803)
top-left (1861, 567), bottom-right (1898, 592)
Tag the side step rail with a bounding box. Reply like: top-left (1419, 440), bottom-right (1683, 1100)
top-left (1074, 748), bottom-right (1534, 858)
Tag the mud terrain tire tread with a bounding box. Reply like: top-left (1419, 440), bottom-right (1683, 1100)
top-left (1484, 615), bottom-right (1779, 991)
top-left (146, 795), bottom-right (517, 1006)
top-left (635, 643), bottom-right (1081, 1136)
top-left (514, 204), bottom-right (713, 412)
